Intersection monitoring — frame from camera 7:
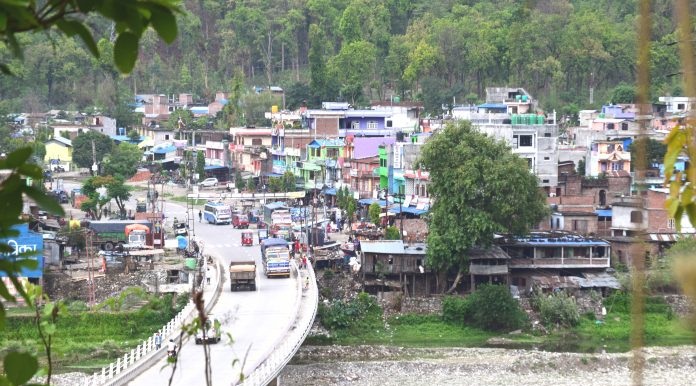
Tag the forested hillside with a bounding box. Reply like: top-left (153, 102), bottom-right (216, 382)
top-left (0, 0), bottom-right (686, 122)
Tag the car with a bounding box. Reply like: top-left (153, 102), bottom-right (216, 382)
top-left (198, 177), bottom-right (218, 187)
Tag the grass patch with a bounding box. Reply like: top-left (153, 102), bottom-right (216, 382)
top-left (170, 196), bottom-right (207, 205)
top-left (323, 313), bottom-right (495, 347)
top-left (0, 293), bottom-right (183, 374)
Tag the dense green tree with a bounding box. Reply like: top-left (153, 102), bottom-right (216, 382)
top-left (384, 226), bottom-right (400, 240)
top-left (281, 171), bottom-right (296, 192)
top-left (196, 151), bottom-right (205, 182)
top-left (629, 137), bottom-right (666, 167)
top-left (328, 40), bottom-right (377, 105)
top-left (71, 131), bottom-right (114, 170)
top-left (611, 84), bottom-right (637, 104)
top-left (102, 143), bottom-right (143, 179)
top-left (127, 130), bottom-right (142, 142)
top-left (443, 284), bottom-right (526, 332)
top-left (284, 82), bottom-right (311, 111)
top-left (368, 202), bottom-right (382, 226)
top-left (419, 121), bottom-right (548, 293)
top-left (234, 170), bottom-right (245, 191)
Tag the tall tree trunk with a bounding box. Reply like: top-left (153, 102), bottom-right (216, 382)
top-left (446, 268), bottom-right (465, 294)
top-left (281, 42), bottom-right (285, 72)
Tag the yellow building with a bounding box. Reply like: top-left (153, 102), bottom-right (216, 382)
top-left (44, 136), bottom-right (73, 171)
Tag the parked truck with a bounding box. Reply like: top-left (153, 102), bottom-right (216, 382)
top-left (269, 209), bottom-right (293, 241)
top-left (87, 220), bottom-right (153, 251)
top-left (260, 238), bottom-right (291, 277)
top-left (229, 261), bottom-right (256, 291)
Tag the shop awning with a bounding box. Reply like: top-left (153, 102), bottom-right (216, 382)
top-left (388, 206), bottom-right (428, 215)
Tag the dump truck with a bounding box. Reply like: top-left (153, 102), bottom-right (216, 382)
top-left (87, 220), bottom-right (153, 251)
top-left (229, 261), bottom-right (256, 291)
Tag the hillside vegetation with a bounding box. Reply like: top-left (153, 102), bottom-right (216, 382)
top-left (0, 0), bottom-right (686, 124)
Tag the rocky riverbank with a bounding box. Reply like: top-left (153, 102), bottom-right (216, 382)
top-left (279, 345), bottom-right (696, 386)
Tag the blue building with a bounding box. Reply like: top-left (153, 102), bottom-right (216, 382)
top-left (0, 223), bottom-right (44, 280)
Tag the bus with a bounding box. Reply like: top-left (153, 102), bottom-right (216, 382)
top-left (203, 201), bottom-right (232, 225)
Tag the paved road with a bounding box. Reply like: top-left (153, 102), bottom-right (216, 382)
top-left (129, 200), bottom-right (298, 386)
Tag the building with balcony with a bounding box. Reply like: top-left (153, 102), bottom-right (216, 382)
top-left (585, 140), bottom-right (631, 177)
top-left (497, 231), bottom-right (617, 294)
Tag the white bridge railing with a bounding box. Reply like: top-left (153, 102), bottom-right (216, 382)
top-left (78, 257), bottom-right (317, 386)
top-left (240, 260), bottom-right (319, 386)
top-left (80, 258), bottom-right (223, 386)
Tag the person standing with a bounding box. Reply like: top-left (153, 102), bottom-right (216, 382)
top-left (198, 210), bottom-right (202, 223)
top-left (154, 331), bottom-right (162, 350)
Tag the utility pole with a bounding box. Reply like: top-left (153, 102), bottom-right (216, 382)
top-left (394, 185), bottom-right (405, 240)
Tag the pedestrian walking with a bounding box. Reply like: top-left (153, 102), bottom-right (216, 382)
top-left (206, 266), bottom-right (211, 285)
top-left (304, 276), bottom-right (310, 290)
top-left (302, 255), bottom-right (307, 270)
top-left (154, 331), bottom-right (162, 350)
top-left (198, 210), bottom-right (202, 223)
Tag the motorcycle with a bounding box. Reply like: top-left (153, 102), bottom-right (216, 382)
top-left (167, 349), bottom-right (177, 360)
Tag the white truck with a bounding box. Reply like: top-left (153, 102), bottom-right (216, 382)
top-left (260, 238), bottom-right (291, 277)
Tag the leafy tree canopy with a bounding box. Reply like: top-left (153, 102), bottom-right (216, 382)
top-left (419, 121), bottom-right (548, 289)
top-left (71, 131), bottom-right (114, 169)
top-left (0, 0), bottom-right (180, 74)
top-left (102, 142), bottom-right (142, 179)
top-left (368, 202), bottom-right (382, 226)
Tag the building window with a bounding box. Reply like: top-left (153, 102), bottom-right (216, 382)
top-left (386, 120), bottom-right (393, 128)
top-left (327, 148), bottom-right (338, 158)
top-left (519, 135), bottom-right (533, 147)
top-left (678, 103), bottom-right (685, 110)
top-left (611, 162), bottom-right (623, 171)
top-left (607, 123), bottom-right (615, 130)
top-left (630, 210), bottom-right (643, 223)
top-left (544, 156), bottom-right (550, 160)
top-left (621, 122), bottom-right (628, 130)
top-left (606, 144), bottom-right (615, 152)
top-left (351, 121), bottom-right (360, 129)
top-left (367, 121), bottom-right (378, 129)
top-left (252, 138), bottom-right (262, 146)
top-left (668, 218), bottom-right (676, 229)
top-left (165, 134), bottom-right (170, 140)
top-left (544, 132), bottom-right (551, 137)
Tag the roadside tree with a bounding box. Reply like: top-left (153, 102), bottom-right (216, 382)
top-left (102, 143), bottom-right (142, 180)
top-left (368, 202), bottom-right (382, 226)
top-left (419, 121), bottom-right (548, 293)
top-left (72, 131), bottom-right (114, 170)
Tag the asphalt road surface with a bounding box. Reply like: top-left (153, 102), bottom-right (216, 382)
top-left (129, 200), bottom-right (298, 386)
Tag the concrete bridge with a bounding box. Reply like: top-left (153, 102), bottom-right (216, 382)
top-left (81, 199), bottom-right (318, 386)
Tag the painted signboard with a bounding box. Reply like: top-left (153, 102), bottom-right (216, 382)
top-left (0, 223), bottom-right (44, 278)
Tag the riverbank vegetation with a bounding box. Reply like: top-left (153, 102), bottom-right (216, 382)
top-left (312, 287), bottom-right (695, 353)
top-left (0, 289), bottom-right (187, 373)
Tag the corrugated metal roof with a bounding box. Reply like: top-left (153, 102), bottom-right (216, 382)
top-left (468, 246), bottom-right (510, 260)
top-left (580, 272), bottom-right (621, 289)
top-left (308, 139), bottom-right (345, 148)
top-left (531, 275), bottom-right (581, 289)
top-left (360, 240), bottom-right (404, 254)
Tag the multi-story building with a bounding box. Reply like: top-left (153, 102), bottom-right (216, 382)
top-left (457, 87), bottom-right (559, 193)
top-left (609, 188), bottom-right (696, 265)
top-left (585, 140), bottom-right (631, 177)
